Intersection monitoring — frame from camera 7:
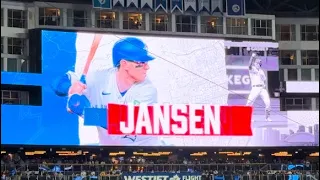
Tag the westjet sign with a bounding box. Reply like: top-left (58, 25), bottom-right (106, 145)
top-left (122, 173), bottom-right (201, 180)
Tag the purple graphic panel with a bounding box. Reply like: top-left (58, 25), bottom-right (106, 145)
top-left (226, 56), bottom-right (279, 71)
top-left (224, 41), bottom-right (318, 147)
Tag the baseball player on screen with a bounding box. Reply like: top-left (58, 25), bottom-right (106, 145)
top-left (52, 36), bottom-right (163, 145)
top-left (246, 53), bottom-right (271, 121)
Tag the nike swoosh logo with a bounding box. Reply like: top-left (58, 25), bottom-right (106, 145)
top-left (102, 92), bottom-right (111, 95)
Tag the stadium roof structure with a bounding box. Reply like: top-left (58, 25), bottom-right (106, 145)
top-left (8, 0), bottom-right (320, 18)
top-left (247, 0), bottom-right (319, 17)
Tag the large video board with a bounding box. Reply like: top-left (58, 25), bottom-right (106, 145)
top-left (1, 30), bottom-right (319, 146)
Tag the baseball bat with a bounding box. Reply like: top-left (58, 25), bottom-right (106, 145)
top-left (67, 34), bottom-right (103, 114)
top-left (79, 34), bottom-right (103, 84)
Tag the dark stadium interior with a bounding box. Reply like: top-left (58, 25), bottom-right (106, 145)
top-left (1, 146), bottom-right (319, 179)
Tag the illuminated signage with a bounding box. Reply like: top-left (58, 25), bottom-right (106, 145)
top-left (1, 29), bottom-right (318, 147)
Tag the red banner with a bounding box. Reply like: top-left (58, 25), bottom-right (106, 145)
top-left (107, 104), bottom-right (253, 136)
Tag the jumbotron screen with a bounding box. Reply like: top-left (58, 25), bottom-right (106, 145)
top-left (1, 30), bottom-right (318, 146)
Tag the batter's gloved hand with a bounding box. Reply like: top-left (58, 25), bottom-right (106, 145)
top-left (67, 76), bottom-right (89, 115)
top-left (67, 94), bottom-right (91, 116)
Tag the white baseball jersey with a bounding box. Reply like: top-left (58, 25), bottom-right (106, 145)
top-left (249, 66), bottom-right (266, 86)
top-left (67, 68), bottom-right (164, 146)
top-left (246, 65), bottom-right (271, 114)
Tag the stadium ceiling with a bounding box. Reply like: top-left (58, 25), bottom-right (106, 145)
top-left (246, 0), bottom-right (319, 17)
top-left (11, 0), bottom-right (320, 17)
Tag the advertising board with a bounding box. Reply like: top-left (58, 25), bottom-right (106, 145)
top-left (121, 172), bottom-right (202, 180)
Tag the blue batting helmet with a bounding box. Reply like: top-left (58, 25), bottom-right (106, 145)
top-left (112, 37), bottom-right (154, 67)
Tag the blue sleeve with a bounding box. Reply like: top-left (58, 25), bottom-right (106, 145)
top-left (83, 108), bottom-right (107, 129)
top-left (51, 73), bottom-right (72, 97)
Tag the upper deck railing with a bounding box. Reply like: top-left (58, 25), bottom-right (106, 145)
top-left (1, 163), bottom-right (318, 172)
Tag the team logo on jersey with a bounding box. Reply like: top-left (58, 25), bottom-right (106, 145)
top-left (133, 100), bottom-right (140, 105)
top-left (122, 135), bottom-right (137, 142)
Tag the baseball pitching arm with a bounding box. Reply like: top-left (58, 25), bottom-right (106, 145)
top-left (248, 53), bottom-right (257, 70)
